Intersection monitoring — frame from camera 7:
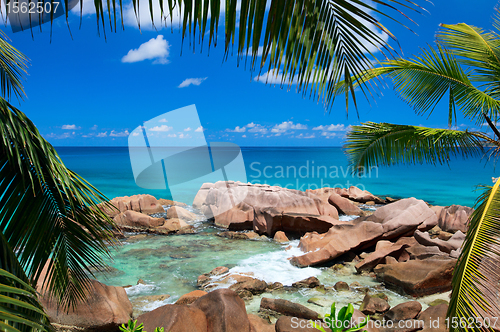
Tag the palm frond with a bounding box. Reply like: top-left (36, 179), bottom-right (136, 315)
top-left (340, 46), bottom-right (500, 125)
top-left (0, 97), bottom-right (118, 310)
top-left (37, 0), bottom-right (426, 111)
top-left (437, 23), bottom-right (500, 102)
top-left (0, 30), bottom-right (28, 101)
top-left (1, 232), bottom-right (50, 332)
top-left (448, 179), bottom-right (500, 332)
top-left (344, 122), bottom-right (495, 171)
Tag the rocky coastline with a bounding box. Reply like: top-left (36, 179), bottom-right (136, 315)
top-left (43, 182), bottom-right (478, 332)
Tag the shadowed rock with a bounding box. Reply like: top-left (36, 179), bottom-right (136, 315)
top-left (374, 257), bottom-right (456, 296)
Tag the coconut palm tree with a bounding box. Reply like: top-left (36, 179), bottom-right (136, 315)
top-left (0, 0), bottom-right (428, 329)
top-left (0, 33), bottom-right (117, 330)
top-left (343, 12), bottom-right (500, 332)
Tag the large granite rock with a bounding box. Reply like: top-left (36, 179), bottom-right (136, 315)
top-left (374, 257), bottom-right (456, 296)
top-left (355, 237), bottom-right (418, 272)
top-left (175, 290), bottom-right (208, 305)
top-left (113, 210), bottom-right (165, 229)
top-left (137, 304), bottom-right (207, 332)
top-left (417, 304), bottom-right (448, 332)
top-left (38, 278), bottom-right (133, 331)
top-left (384, 301), bottom-right (422, 321)
top-left (328, 193), bottom-right (364, 216)
top-left (192, 289), bottom-right (252, 332)
top-left (359, 294), bottom-right (390, 315)
top-left (436, 205), bottom-right (473, 233)
top-left (414, 230), bottom-right (465, 254)
top-left (291, 198), bottom-right (437, 267)
top-left (336, 186), bottom-right (385, 204)
top-left (260, 297), bottom-right (320, 320)
top-left (248, 314), bottom-right (275, 332)
top-left (104, 194), bottom-right (165, 217)
top-left (167, 206), bottom-right (199, 221)
top-left (193, 182), bottom-right (340, 235)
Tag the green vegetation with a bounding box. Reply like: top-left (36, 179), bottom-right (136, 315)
top-left (343, 7), bottom-right (500, 332)
top-left (119, 319), bottom-right (165, 332)
top-left (0, 33), bottom-right (118, 330)
top-left (311, 302), bottom-right (368, 332)
top-left (1, 0), bottom-right (427, 330)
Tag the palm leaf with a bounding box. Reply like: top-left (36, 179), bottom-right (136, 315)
top-left (437, 22), bottom-right (500, 101)
top-left (0, 30), bottom-right (28, 101)
top-left (338, 46), bottom-right (500, 125)
top-left (448, 179), bottom-right (500, 332)
top-left (28, 0), bottom-right (426, 111)
top-left (0, 97), bottom-right (118, 310)
top-left (1, 232), bottom-right (51, 332)
top-left (344, 122), bottom-right (495, 171)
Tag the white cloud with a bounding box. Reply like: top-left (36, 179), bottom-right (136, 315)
top-left (90, 124), bottom-right (98, 130)
top-left (122, 35), bottom-right (170, 64)
top-left (149, 125), bottom-right (173, 132)
top-left (159, 118), bottom-right (168, 123)
top-left (248, 124), bottom-right (268, 133)
top-left (97, 132), bottom-right (108, 137)
top-left (168, 134), bottom-right (177, 138)
top-left (184, 127), bottom-right (192, 131)
top-left (195, 126), bottom-right (204, 132)
top-left (313, 124), bottom-right (350, 131)
top-left (62, 124), bottom-right (80, 130)
top-left (178, 133), bottom-right (191, 139)
top-left (178, 77), bottom-right (208, 88)
top-left (271, 121), bottom-right (307, 133)
top-left (296, 133), bottom-right (315, 139)
top-left (246, 122), bottom-right (256, 128)
top-left (110, 130), bottom-right (130, 137)
top-left (227, 126), bottom-right (246, 133)
top-left (131, 132), bottom-right (140, 136)
top-left (242, 135), bottom-right (247, 138)
top-left (46, 132), bottom-right (73, 139)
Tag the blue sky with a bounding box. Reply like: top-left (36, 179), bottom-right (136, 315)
top-left (5, 0), bottom-right (500, 146)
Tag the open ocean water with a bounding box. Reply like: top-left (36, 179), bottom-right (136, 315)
top-left (54, 146), bottom-right (497, 315)
top-left (57, 146), bottom-right (498, 207)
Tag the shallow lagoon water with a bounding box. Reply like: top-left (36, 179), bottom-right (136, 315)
top-left (58, 147), bottom-right (464, 316)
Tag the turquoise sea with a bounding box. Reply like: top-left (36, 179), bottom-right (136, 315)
top-left (58, 146), bottom-right (497, 207)
top-left (56, 146), bottom-right (497, 316)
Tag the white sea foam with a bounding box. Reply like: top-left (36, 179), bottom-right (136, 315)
top-left (139, 298), bottom-right (174, 312)
top-left (229, 240), bottom-right (321, 286)
top-left (339, 215), bottom-right (358, 222)
top-left (125, 283), bottom-right (157, 296)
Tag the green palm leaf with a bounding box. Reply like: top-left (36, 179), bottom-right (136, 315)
top-left (1, 232), bottom-right (50, 332)
top-left (25, 0), bottom-right (426, 111)
top-left (437, 22), bottom-right (500, 99)
top-left (338, 46), bottom-right (500, 125)
top-left (344, 122), bottom-right (495, 171)
top-left (0, 30), bottom-right (28, 101)
top-left (448, 179), bottom-right (500, 332)
top-left (0, 97), bottom-right (118, 310)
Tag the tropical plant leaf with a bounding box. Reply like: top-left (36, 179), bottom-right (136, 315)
top-left (337, 45), bottom-right (500, 125)
top-left (0, 97), bottom-right (118, 310)
top-left (437, 22), bottom-right (500, 101)
top-left (0, 30), bottom-right (28, 101)
top-left (15, 0), bottom-right (426, 111)
top-left (448, 179), bottom-right (500, 332)
top-left (344, 122), bottom-right (496, 172)
top-left (1, 232), bottom-right (51, 332)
